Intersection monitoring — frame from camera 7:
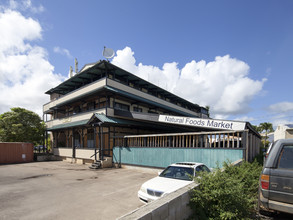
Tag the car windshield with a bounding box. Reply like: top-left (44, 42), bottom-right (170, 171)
top-left (159, 166), bottom-right (194, 181)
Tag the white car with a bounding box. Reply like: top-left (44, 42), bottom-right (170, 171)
top-left (138, 162), bottom-right (211, 203)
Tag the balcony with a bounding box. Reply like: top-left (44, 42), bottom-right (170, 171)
top-left (46, 109), bottom-right (106, 130)
top-left (43, 78), bottom-right (107, 113)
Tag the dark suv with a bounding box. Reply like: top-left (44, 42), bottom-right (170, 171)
top-left (258, 138), bottom-right (293, 215)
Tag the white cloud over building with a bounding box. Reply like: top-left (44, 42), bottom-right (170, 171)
top-left (112, 47), bottom-right (266, 118)
top-left (0, 9), bottom-right (64, 116)
top-left (53, 46), bottom-right (72, 59)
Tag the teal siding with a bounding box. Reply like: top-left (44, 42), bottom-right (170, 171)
top-left (113, 147), bottom-right (244, 168)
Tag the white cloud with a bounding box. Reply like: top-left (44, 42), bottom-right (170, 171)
top-left (112, 47), bottom-right (266, 118)
top-left (268, 102), bottom-right (293, 113)
top-left (267, 102), bottom-right (293, 126)
top-left (7, 0), bottom-right (44, 13)
top-left (233, 116), bottom-right (256, 122)
top-left (272, 117), bottom-right (293, 127)
top-left (0, 8), bottom-right (64, 116)
top-left (53, 46), bottom-right (72, 59)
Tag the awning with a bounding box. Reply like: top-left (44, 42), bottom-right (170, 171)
top-left (87, 113), bottom-right (143, 126)
top-left (47, 119), bottom-right (89, 131)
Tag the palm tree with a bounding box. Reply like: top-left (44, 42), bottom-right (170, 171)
top-left (259, 122), bottom-right (274, 148)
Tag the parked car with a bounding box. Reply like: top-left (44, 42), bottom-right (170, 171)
top-left (34, 145), bottom-right (46, 152)
top-left (258, 138), bottom-right (293, 215)
top-left (138, 162), bottom-right (211, 203)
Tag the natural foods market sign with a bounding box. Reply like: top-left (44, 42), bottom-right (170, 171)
top-left (158, 115), bottom-right (246, 131)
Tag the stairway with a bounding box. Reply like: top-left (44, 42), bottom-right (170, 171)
top-left (89, 160), bottom-right (102, 169)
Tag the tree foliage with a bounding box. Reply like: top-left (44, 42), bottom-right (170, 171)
top-left (0, 107), bottom-right (45, 145)
top-left (259, 122), bottom-right (274, 148)
top-left (189, 161), bottom-right (262, 220)
top-left (253, 122), bottom-right (274, 148)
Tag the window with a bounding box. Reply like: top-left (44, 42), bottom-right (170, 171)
top-left (87, 102), bottom-right (95, 111)
top-left (278, 145), bottom-right (293, 169)
top-left (159, 166), bottom-right (194, 181)
top-left (133, 107), bottom-right (142, 112)
top-left (114, 102), bottom-right (130, 111)
top-left (99, 101), bottom-right (107, 108)
top-left (196, 166), bottom-right (203, 172)
top-left (196, 165), bottom-right (209, 172)
top-left (73, 106), bottom-right (81, 114)
top-left (201, 165), bottom-right (211, 172)
top-left (74, 131), bottom-right (81, 148)
top-left (87, 129), bottom-right (95, 148)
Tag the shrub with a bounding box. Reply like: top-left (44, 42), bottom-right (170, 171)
top-left (189, 161), bottom-right (262, 220)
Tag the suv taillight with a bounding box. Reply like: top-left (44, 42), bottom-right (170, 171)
top-left (261, 174), bottom-right (270, 190)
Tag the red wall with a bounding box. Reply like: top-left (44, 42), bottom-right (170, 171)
top-left (0, 143), bottom-right (34, 164)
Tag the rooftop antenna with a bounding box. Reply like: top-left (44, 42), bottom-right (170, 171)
top-left (69, 66), bottom-right (73, 77)
top-left (75, 58), bottom-right (78, 73)
top-left (102, 46), bottom-right (115, 61)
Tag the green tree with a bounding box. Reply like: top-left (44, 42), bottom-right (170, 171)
top-left (252, 125), bottom-right (262, 133)
top-left (259, 122), bottom-right (274, 148)
top-left (0, 107), bottom-right (45, 145)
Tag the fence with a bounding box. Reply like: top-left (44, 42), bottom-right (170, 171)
top-left (113, 130), bottom-right (260, 168)
top-left (116, 130), bottom-right (246, 149)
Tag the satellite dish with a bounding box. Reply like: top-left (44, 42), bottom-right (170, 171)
top-left (103, 47), bottom-right (115, 59)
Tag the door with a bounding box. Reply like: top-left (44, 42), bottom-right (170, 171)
top-left (269, 144), bottom-right (293, 204)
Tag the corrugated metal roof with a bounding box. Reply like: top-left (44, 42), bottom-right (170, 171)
top-left (48, 119), bottom-right (89, 130)
top-left (94, 113), bottom-right (118, 123)
top-left (91, 113), bottom-right (142, 126)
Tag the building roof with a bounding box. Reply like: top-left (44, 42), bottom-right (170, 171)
top-left (47, 119), bottom-right (89, 131)
top-left (45, 60), bottom-right (205, 113)
top-left (47, 112), bottom-right (260, 137)
top-left (285, 124), bottom-right (293, 129)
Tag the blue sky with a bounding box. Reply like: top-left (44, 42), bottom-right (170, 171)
top-left (0, 0), bottom-right (293, 127)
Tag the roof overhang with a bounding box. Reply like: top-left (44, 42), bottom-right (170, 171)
top-left (47, 119), bottom-right (89, 131)
top-left (45, 60), bottom-right (204, 113)
top-left (46, 112), bottom-right (259, 137)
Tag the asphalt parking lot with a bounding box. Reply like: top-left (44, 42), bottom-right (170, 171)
top-left (0, 161), bottom-right (158, 220)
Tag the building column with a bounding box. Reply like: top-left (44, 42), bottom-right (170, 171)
top-left (72, 128), bottom-right (75, 158)
top-left (94, 126), bottom-right (97, 161)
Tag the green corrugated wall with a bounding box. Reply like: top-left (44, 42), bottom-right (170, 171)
top-left (113, 147), bottom-right (244, 169)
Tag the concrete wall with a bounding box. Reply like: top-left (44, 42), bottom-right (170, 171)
top-left (53, 148), bottom-right (113, 166)
top-left (274, 124), bottom-right (293, 141)
top-left (286, 130), bottom-right (293, 139)
top-left (274, 125), bottom-right (287, 141)
top-left (54, 148), bottom-right (72, 157)
top-left (118, 182), bottom-right (197, 220)
top-left (75, 149), bottom-right (96, 159)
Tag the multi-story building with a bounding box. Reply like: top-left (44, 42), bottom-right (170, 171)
top-left (43, 60), bottom-right (209, 163)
